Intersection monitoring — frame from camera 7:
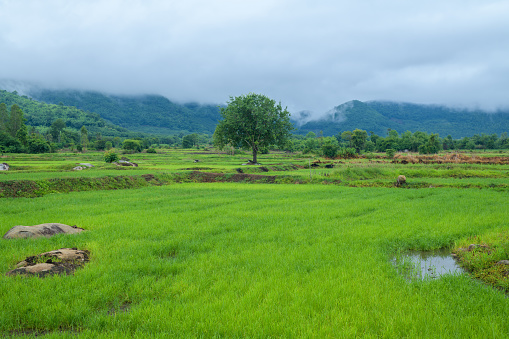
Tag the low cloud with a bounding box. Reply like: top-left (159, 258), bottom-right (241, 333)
top-left (1, 0), bottom-right (508, 116)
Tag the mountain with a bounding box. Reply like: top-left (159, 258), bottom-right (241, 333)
top-left (28, 89), bottom-right (222, 135)
top-left (0, 89), bottom-right (134, 138)
top-left (294, 100), bottom-right (509, 138)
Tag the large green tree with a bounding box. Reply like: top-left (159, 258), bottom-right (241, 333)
top-left (213, 93), bottom-right (293, 164)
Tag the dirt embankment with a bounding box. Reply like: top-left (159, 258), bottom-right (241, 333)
top-left (0, 172), bottom-right (281, 198)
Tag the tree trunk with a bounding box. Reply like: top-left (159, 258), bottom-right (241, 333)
top-left (252, 148), bottom-right (258, 164)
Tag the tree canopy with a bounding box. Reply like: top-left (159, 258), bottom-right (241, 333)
top-left (213, 93), bottom-right (293, 163)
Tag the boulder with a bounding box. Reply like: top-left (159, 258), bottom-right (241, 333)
top-left (0, 163), bottom-right (9, 171)
top-left (3, 223), bottom-right (84, 239)
top-left (397, 175), bottom-right (406, 184)
top-left (497, 260), bottom-right (509, 265)
top-left (6, 248), bottom-right (89, 277)
top-left (78, 163), bottom-right (94, 168)
top-left (73, 166), bottom-right (84, 170)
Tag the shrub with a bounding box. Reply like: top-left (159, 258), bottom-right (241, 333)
top-left (386, 149), bottom-right (396, 159)
top-left (338, 147), bottom-right (357, 159)
top-left (122, 139), bottom-right (142, 152)
top-left (321, 137), bottom-right (339, 158)
top-left (146, 148), bottom-right (157, 153)
top-left (104, 150), bottom-right (119, 163)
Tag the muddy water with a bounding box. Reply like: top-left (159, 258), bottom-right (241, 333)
top-left (393, 248), bottom-right (466, 280)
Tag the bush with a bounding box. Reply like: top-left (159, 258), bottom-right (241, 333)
top-left (122, 139), bottom-right (142, 152)
top-left (104, 150), bottom-right (119, 163)
top-left (146, 148), bottom-right (157, 153)
top-left (321, 137), bottom-right (339, 158)
top-left (338, 147), bottom-right (357, 159)
top-left (386, 149), bottom-right (396, 159)
top-left (27, 136), bottom-right (50, 154)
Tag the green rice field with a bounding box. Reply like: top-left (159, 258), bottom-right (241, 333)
top-left (0, 150), bottom-right (508, 337)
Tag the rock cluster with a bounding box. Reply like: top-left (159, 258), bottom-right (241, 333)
top-left (0, 163), bottom-right (9, 171)
top-left (6, 248), bottom-right (90, 278)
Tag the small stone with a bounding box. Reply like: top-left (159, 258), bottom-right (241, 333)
top-left (467, 244), bottom-right (479, 251)
top-left (497, 260), bottom-right (509, 265)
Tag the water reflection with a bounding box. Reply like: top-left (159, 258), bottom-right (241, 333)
top-left (393, 248), bottom-right (465, 280)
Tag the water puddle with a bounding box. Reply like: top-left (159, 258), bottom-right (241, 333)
top-left (392, 248), bottom-right (466, 281)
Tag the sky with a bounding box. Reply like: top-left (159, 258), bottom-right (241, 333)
top-left (1, 0), bottom-right (508, 116)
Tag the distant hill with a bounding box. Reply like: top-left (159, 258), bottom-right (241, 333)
top-left (0, 89), bottom-right (134, 137)
top-left (294, 100), bottom-right (509, 138)
top-left (28, 89), bottom-right (222, 135)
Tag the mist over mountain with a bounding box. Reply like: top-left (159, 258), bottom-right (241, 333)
top-left (1, 80), bottom-right (508, 139)
top-left (27, 88), bottom-right (222, 135)
top-left (293, 100), bottom-right (509, 138)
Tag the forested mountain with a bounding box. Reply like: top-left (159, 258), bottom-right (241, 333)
top-left (0, 89), bottom-right (134, 137)
top-left (29, 89), bottom-right (222, 135)
top-left (294, 100), bottom-right (509, 138)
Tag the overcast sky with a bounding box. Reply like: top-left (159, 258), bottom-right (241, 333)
top-left (1, 0), bottom-right (508, 115)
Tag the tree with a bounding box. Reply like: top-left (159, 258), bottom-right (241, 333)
top-left (50, 119), bottom-right (66, 142)
top-left (351, 129), bottom-right (368, 153)
top-left (8, 104), bottom-right (26, 138)
top-left (122, 139), bottom-right (142, 152)
top-left (80, 126), bottom-right (89, 150)
top-left (321, 137), bottom-right (339, 158)
top-left (0, 103), bottom-right (8, 133)
top-left (27, 134), bottom-right (50, 153)
top-left (213, 93), bottom-right (292, 163)
top-left (182, 133), bottom-right (199, 148)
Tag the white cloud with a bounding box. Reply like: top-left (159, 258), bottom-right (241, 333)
top-left (1, 0), bottom-right (508, 115)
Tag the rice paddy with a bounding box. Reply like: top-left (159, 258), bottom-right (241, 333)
top-left (0, 149), bottom-right (508, 337)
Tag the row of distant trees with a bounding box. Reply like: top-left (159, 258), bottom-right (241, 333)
top-left (0, 103), bottom-right (213, 154)
top-left (2, 102), bottom-right (508, 156)
top-left (287, 129), bottom-right (509, 157)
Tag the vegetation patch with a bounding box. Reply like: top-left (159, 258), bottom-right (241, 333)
top-left (453, 230), bottom-right (509, 293)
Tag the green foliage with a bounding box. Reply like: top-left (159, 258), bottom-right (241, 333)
top-left (214, 93), bottom-right (293, 163)
top-left (103, 150), bottom-right (119, 163)
top-left (182, 133), bottom-right (199, 148)
top-left (418, 133), bottom-right (441, 154)
top-left (338, 147), bottom-right (357, 159)
top-left (351, 129), bottom-right (368, 152)
top-left (27, 134), bottom-right (50, 154)
top-left (146, 148), bottom-right (157, 153)
top-left (320, 137), bottom-right (339, 158)
top-left (122, 139), bottom-right (142, 152)
top-left (30, 89), bottom-right (222, 134)
top-left (386, 148), bottom-right (396, 158)
top-left (0, 89), bottom-right (130, 138)
top-left (0, 131), bottom-right (24, 153)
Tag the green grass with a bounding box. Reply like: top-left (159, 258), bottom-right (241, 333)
top-left (1, 184), bottom-right (509, 337)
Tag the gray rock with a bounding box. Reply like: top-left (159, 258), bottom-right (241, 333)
top-left (73, 166), bottom-right (84, 170)
top-left (3, 223), bottom-right (85, 239)
top-left (0, 163), bottom-right (8, 171)
top-left (78, 163), bottom-right (94, 168)
top-left (497, 260), bottom-right (509, 265)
